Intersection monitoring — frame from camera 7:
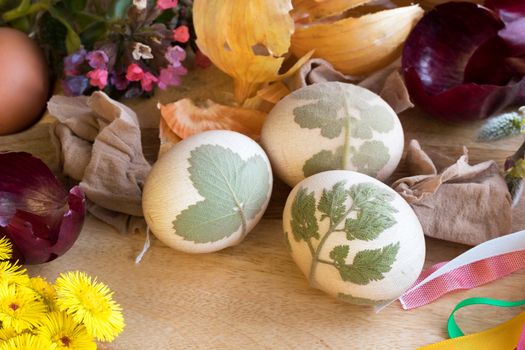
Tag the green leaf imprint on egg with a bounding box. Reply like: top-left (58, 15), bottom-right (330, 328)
top-left (330, 243), bottom-right (400, 285)
top-left (302, 147), bottom-right (344, 178)
top-left (288, 180), bottom-right (400, 286)
top-left (344, 183), bottom-right (398, 241)
top-left (351, 141), bottom-right (391, 178)
top-left (292, 85), bottom-right (394, 178)
top-left (173, 145), bottom-right (270, 243)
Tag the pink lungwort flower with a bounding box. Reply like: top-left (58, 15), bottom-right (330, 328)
top-left (86, 69), bottom-right (108, 89)
top-left (158, 65), bottom-right (188, 89)
top-left (141, 72), bottom-right (159, 92)
top-left (86, 50), bottom-right (109, 69)
top-left (157, 0), bottom-right (178, 10)
top-left (126, 63), bottom-right (145, 81)
top-left (165, 46), bottom-right (186, 65)
top-left (173, 25), bottom-right (190, 43)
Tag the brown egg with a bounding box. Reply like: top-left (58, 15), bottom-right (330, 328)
top-left (0, 28), bottom-right (49, 135)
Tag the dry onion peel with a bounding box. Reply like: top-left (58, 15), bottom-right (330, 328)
top-left (158, 99), bottom-right (267, 146)
top-left (292, 0), bottom-right (369, 21)
top-left (193, 0), bottom-right (313, 104)
top-left (291, 5), bottom-right (423, 76)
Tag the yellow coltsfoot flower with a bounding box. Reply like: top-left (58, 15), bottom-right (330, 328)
top-left (0, 333), bottom-right (56, 350)
top-left (0, 237), bottom-right (13, 261)
top-left (0, 282), bottom-right (46, 332)
top-left (30, 277), bottom-right (58, 311)
top-left (0, 261), bottom-right (29, 286)
top-left (55, 271), bottom-right (124, 342)
top-left (38, 311), bottom-right (96, 350)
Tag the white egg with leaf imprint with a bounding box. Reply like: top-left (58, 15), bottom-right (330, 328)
top-left (261, 82), bottom-right (404, 187)
top-left (143, 130), bottom-right (273, 254)
top-left (283, 170), bottom-right (425, 305)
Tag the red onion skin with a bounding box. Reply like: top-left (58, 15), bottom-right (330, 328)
top-left (0, 152), bottom-right (86, 264)
top-left (402, 2), bottom-right (525, 122)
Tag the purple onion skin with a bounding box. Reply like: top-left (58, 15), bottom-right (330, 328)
top-left (402, 2), bottom-right (525, 122)
top-left (0, 152), bottom-right (86, 264)
top-left (486, 0), bottom-right (525, 24)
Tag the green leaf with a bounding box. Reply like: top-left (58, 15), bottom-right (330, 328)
top-left (337, 293), bottom-right (389, 306)
top-left (290, 187), bottom-right (319, 242)
top-left (335, 242), bottom-right (400, 285)
top-left (293, 100), bottom-right (345, 139)
top-left (317, 181), bottom-right (348, 225)
top-left (329, 245), bottom-right (349, 264)
top-left (345, 211), bottom-right (397, 241)
top-left (345, 182), bottom-right (397, 241)
top-left (351, 140), bottom-right (390, 178)
top-left (303, 147), bottom-right (343, 178)
top-left (351, 105), bottom-right (395, 139)
top-left (173, 145), bottom-right (271, 243)
top-left (48, 6), bottom-right (82, 53)
top-left (111, 0), bottom-right (132, 19)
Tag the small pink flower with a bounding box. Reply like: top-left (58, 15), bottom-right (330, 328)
top-left (172, 25), bottom-right (190, 43)
top-left (195, 50), bottom-right (212, 69)
top-left (126, 63), bottom-right (144, 81)
top-left (141, 72), bottom-right (158, 92)
top-left (157, 0), bottom-right (178, 10)
top-left (158, 65), bottom-right (188, 90)
top-left (86, 69), bottom-right (108, 89)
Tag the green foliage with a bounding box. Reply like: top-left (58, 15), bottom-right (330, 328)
top-left (290, 187), bottom-right (319, 242)
top-left (329, 245), bottom-right (349, 262)
top-left (173, 145), bottom-right (270, 243)
top-left (344, 183), bottom-right (397, 241)
top-left (331, 242), bottom-right (400, 285)
top-left (351, 104), bottom-right (395, 139)
top-left (351, 141), bottom-right (390, 178)
top-left (294, 85), bottom-right (393, 178)
top-left (317, 181), bottom-right (348, 225)
top-left (303, 147), bottom-right (343, 178)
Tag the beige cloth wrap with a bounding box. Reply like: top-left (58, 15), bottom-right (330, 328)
top-left (47, 92), bottom-right (150, 234)
top-left (393, 140), bottom-right (512, 246)
top-left (285, 58), bottom-right (414, 114)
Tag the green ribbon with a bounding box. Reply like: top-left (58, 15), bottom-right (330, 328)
top-left (448, 297), bottom-right (525, 338)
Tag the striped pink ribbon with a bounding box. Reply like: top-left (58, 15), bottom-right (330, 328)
top-left (399, 249), bottom-right (525, 310)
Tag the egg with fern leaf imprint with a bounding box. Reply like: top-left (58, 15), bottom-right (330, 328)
top-left (283, 170), bottom-right (425, 305)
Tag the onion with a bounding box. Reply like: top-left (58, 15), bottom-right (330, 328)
top-left (402, 2), bottom-right (525, 122)
top-left (0, 152), bottom-right (85, 264)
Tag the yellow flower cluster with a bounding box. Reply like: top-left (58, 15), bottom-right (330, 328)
top-left (0, 237), bottom-right (124, 349)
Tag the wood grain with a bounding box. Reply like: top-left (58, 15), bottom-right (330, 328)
top-left (2, 66), bottom-right (525, 349)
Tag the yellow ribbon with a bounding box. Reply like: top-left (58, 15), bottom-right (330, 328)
top-left (418, 311), bottom-right (525, 350)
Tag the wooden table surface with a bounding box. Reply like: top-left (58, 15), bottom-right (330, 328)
top-left (3, 67), bottom-right (525, 349)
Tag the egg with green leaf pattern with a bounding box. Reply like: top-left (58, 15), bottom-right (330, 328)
top-left (283, 170), bottom-right (425, 305)
top-left (261, 82), bottom-right (404, 187)
top-left (143, 130), bottom-right (273, 254)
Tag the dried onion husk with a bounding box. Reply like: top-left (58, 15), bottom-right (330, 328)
top-left (158, 99), bottom-right (267, 159)
top-left (193, 0), bottom-right (313, 104)
top-left (290, 4), bottom-right (423, 76)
